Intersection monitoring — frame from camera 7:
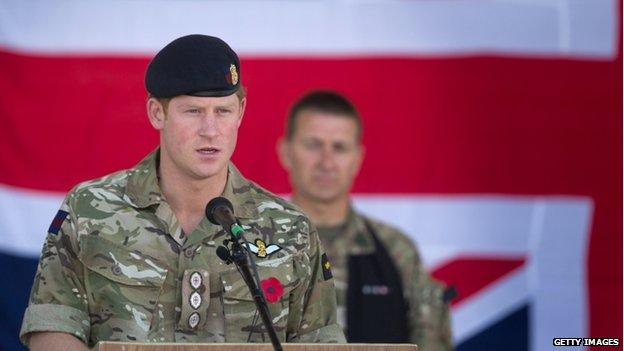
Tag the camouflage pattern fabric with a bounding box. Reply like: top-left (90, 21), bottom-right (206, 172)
top-left (20, 149), bottom-right (345, 347)
top-left (317, 209), bottom-right (453, 351)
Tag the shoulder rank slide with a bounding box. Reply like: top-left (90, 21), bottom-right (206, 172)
top-left (322, 253), bottom-right (333, 280)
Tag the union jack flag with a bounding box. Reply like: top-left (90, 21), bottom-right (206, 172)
top-left (0, 1), bottom-right (620, 350)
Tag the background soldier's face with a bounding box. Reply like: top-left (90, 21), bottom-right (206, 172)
top-left (280, 111), bottom-right (363, 203)
top-left (149, 94), bottom-right (246, 181)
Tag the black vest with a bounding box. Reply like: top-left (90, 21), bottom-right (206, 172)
top-left (346, 219), bottom-right (410, 343)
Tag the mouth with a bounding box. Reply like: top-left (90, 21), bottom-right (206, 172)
top-left (313, 174), bottom-right (335, 183)
top-left (196, 147), bottom-right (220, 155)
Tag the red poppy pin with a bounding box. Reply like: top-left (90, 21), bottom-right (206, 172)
top-left (260, 277), bottom-right (284, 303)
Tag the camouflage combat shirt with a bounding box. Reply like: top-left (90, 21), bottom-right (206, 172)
top-left (20, 149), bottom-right (345, 347)
top-left (317, 208), bottom-right (452, 351)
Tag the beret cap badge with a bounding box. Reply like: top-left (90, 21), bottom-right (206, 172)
top-left (230, 64), bottom-right (239, 86)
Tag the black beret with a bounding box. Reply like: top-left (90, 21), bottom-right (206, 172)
top-left (145, 34), bottom-right (241, 98)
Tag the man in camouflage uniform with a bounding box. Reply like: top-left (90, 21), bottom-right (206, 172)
top-left (278, 90), bottom-right (453, 350)
top-left (20, 35), bottom-right (345, 350)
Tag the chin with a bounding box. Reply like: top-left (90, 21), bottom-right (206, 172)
top-left (310, 192), bottom-right (341, 204)
top-left (192, 164), bottom-right (227, 179)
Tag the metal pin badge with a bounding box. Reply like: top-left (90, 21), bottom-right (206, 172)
top-left (190, 271), bottom-right (202, 289)
top-left (188, 312), bottom-right (200, 328)
top-left (190, 291), bottom-right (202, 309)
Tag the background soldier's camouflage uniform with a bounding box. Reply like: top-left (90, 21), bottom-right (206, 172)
top-left (20, 149), bottom-right (345, 347)
top-left (317, 209), bottom-right (453, 351)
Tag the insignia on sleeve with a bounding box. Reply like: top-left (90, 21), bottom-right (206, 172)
top-left (245, 239), bottom-right (282, 258)
top-left (321, 253), bottom-right (333, 281)
top-left (48, 210), bottom-right (69, 235)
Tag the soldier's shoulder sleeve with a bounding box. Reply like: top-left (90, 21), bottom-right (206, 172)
top-left (412, 275), bottom-right (453, 351)
top-left (20, 184), bottom-right (93, 347)
top-left (283, 212), bottom-right (346, 343)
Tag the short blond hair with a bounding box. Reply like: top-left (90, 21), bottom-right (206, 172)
top-left (151, 85), bottom-right (247, 113)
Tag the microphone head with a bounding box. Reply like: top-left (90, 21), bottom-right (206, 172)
top-left (216, 245), bottom-right (232, 263)
top-left (205, 197), bottom-right (234, 225)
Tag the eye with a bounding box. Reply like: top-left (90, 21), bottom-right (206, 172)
top-left (303, 140), bottom-right (322, 151)
top-left (216, 108), bottom-right (232, 114)
top-left (334, 143), bottom-right (348, 153)
top-left (333, 141), bottom-right (355, 154)
top-left (185, 108), bottom-right (200, 114)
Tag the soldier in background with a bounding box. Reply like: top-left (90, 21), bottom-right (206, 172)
top-left (278, 90), bottom-right (453, 350)
top-left (20, 35), bottom-right (344, 350)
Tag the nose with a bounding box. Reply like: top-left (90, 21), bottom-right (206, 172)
top-left (318, 146), bottom-right (337, 170)
top-left (198, 114), bottom-right (218, 138)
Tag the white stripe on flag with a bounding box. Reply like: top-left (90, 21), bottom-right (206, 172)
top-left (0, 0), bottom-right (617, 58)
top-left (452, 268), bottom-right (529, 344)
top-left (353, 195), bottom-right (536, 268)
top-left (0, 184), bottom-right (63, 257)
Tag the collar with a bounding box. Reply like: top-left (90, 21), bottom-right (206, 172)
top-left (325, 205), bottom-right (376, 255)
top-left (125, 148), bottom-right (162, 208)
top-left (124, 148), bottom-right (259, 219)
top-left (222, 163), bottom-right (259, 219)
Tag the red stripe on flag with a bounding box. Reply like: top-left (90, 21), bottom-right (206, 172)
top-left (431, 256), bottom-right (526, 307)
top-left (0, 50), bottom-right (618, 196)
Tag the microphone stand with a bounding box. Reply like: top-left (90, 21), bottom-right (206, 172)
top-left (221, 228), bottom-right (284, 351)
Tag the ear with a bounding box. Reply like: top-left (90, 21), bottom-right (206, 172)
top-left (236, 97), bottom-right (247, 128)
top-left (147, 97), bottom-right (166, 130)
top-left (277, 137), bottom-right (293, 171)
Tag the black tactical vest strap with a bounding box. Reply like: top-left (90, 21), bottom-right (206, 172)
top-left (346, 219), bottom-right (410, 343)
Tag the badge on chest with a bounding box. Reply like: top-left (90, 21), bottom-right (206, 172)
top-left (244, 238), bottom-right (282, 258)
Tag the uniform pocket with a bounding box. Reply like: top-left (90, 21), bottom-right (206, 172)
top-left (79, 235), bottom-right (168, 345)
top-left (220, 259), bottom-right (297, 342)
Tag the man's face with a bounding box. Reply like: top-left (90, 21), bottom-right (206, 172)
top-left (148, 94), bottom-right (245, 181)
top-left (279, 111), bottom-right (363, 203)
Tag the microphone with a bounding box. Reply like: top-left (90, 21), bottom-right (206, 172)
top-left (216, 245), bottom-right (232, 264)
top-left (205, 197), bottom-right (244, 237)
top-left (204, 196), bottom-right (283, 351)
